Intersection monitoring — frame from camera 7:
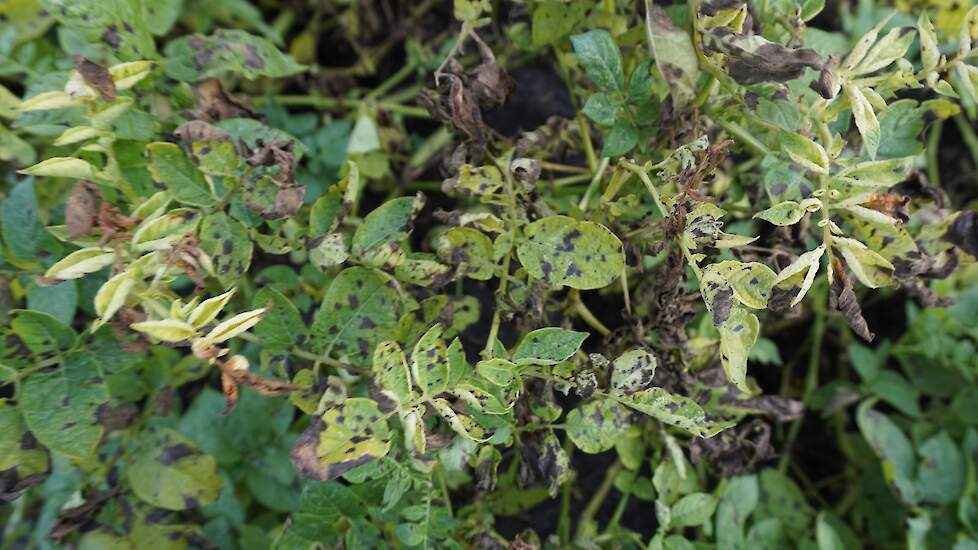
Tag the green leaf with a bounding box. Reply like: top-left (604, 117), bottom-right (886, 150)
top-left (127, 428), bottom-right (223, 510)
top-left (11, 310), bottom-right (77, 354)
top-left (252, 287), bottom-right (305, 353)
top-left (309, 267), bottom-right (402, 368)
top-left (571, 29), bottom-right (625, 93)
top-left (351, 194), bottom-right (424, 262)
top-left (163, 29), bottom-right (304, 81)
top-left (915, 431), bottom-right (964, 505)
top-left (856, 402), bottom-right (917, 502)
top-left (511, 327), bottom-right (588, 366)
top-left (754, 201), bottom-right (807, 226)
top-left (611, 349), bottom-right (657, 394)
top-left (289, 398), bottom-right (392, 481)
top-left (199, 212), bottom-right (253, 288)
top-left (646, 5), bottom-right (700, 107)
top-left (146, 142), bottom-right (215, 207)
top-left (20, 352), bottom-right (108, 459)
top-left (517, 215), bottom-right (625, 290)
top-left (27, 281), bottom-right (77, 326)
top-left (531, 1), bottom-right (588, 47)
top-left (582, 92), bottom-right (619, 127)
top-left (565, 398), bottom-right (631, 453)
top-left (781, 131), bottom-right (829, 173)
top-left (671, 493), bottom-right (718, 528)
top-left (602, 116), bottom-right (639, 157)
top-left (1, 180), bottom-right (45, 262)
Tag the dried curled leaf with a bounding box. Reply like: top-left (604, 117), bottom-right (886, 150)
top-left (702, 28), bottom-right (822, 85)
top-left (830, 259), bottom-right (875, 342)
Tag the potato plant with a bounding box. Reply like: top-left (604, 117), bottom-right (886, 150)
top-left (1, 0), bottom-right (978, 548)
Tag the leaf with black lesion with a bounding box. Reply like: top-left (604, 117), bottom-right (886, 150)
top-left (289, 398), bottom-right (392, 481)
top-left (830, 258), bottom-right (875, 342)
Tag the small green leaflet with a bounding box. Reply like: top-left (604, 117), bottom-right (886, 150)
top-left (351, 193), bottom-right (424, 265)
top-left (571, 30), bottom-right (625, 93)
top-left (517, 215), bottom-right (625, 290)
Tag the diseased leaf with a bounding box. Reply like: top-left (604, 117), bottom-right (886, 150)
top-left (611, 349), bottom-right (657, 394)
top-left (616, 387), bottom-right (727, 436)
top-left (352, 194), bottom-right (424, 265)
top-left (289, 398), bottom-right (391, 481)
top-left (20, 352), bottom-right (108, 459)
top-left (512, 327), bottom-right (588, 366)
top-left (646, 4), bottom-right (700, 107)
top-left (845, 84), bottom-right (881, 160)
top-left (702, 28), bottom-right (822, 84)
top-left (199, 212), bottom-right (252, 288)
top-left (127, 428), bottom-right (222, 510)
top-left (517, 215), bottom-right (625, 290)
top-left (309, 267), bottom-right (402, 368)
top-left (163, 30), bottom-right (304, 81)
top-left (718, 306), bottom-right (760, 392)
top-left (411, 324), bottom-right (449, 396)
top-left (566, 398), bottom-right (631, 453)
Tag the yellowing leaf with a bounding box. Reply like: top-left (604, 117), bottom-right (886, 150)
top-left (44, 247), bottom-right (115, 280)
top-left (187, 289), bottom-right (236, 328)
top-left (202, 307), bottom-right (267, 345)
top-left (131, 319), bottom-right (198, 342)
top-left (517, 215), bottom-right (625, 290)
top-left (18, 157), bottom-right (98, 179)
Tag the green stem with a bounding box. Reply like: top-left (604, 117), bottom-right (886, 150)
top-left (576, 459), bottom-right (623, 540)
top-left (366, 61), bottom-right (417, 99)
top-left (558, 437), bottom-right (575, 545)
top-left (269, 95), bottom-right (430, 118)
top-left (571, 290), bottom-right (611, 336)
top-left (237, 332), bottom-right (368, 375)
top-left (716, 119), bottom-right (771, 156)
top-left (926, 119), bottom-right (943, 187)
top-left (578, 156), bottom-right (610, 211)
top-left (953, 113), bottom-right (978, 172)
top-left (435, 463), bottom-right (453, 517)
top-left (778, 283), bottom-right (825, 472)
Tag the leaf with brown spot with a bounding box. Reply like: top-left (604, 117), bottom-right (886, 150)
top-left (945, 211), bottom-right (978, 257)
top-left (74, 56), bottom-right (116, 101)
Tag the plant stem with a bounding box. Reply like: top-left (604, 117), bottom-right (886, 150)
top-left (571, 290), bottom-right (611, 336)
top-left (576, 459), bottom-right (623, 540)
top-left (953, 113), bottom-right (978, 172)
top-left (238, 332), bottom-right (368, 375)
top-left (778, 282), bottom-right (825, 472)
top-left (926, 119), bottom-right (943, 187)
top-left (558, 437), bottom-right (575, 545)
top-left (578, 156), bottom-right (610, 211)
top-left (435, 463), bottom-right (453, 516)
top-left (269, 94), bottom-right (430, 118)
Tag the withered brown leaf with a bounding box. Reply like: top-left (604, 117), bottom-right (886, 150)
top-left (66, 181), bottom-right (99, 239)
top-left (74, 55), bottom-right (116, 101)
top-left (830, 258), bottom-right (875, 342)
top-left (192, 79), bottom-right (257, 121)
